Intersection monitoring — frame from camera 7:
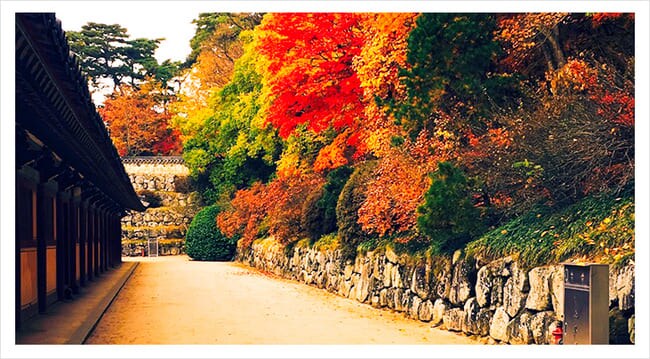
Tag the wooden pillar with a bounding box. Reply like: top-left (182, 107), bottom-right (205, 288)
top-left (79, 199), bottom-right (88, 286)
top-left (56, 190), bottom-right (70, 301)
top-left (15, 177), bottom-right (22, 329)
top-left (37, 180), bottom-right (57, 313)
top-left (118, 213), bottom-right (123, 264)
top-left (107, 210), bottom-right (115, 269)
top-left (94, 205), bottom-right (102, 277)
top-left (15, 167), bottom-right (39, 328)
top-left (99, 208), bottom-right (105, 273)
top-left (104, 209), bottom-right (109, 270)
top-left (115, 212), bottom-right (122, 266)
top-left (96, 206), bottom-right (102, 274)
top-left (108, 212), bottom-right (115, 268)
top-left (102, 209), bottom-right (108, 272)
top-left (113, 212), bottom-right (122, 267)
top-left (70, 187), bottom-right (81, 294)
top-left (87, 204), bottom-right (95, 281)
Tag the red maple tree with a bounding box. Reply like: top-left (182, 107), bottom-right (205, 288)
top-left (256, 13), bottom-right (365, 139)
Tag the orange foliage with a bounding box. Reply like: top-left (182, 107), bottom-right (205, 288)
top-left (216, 172), bottom-right (324, 248)
top-left (548, 58), bottom-right (598, 95)
top-left (354, 13), bottom-right (417, 157)
top-left (256, 13), bottom-right (365, 139)
top-left (218, 12), bottom-right (634, 249)
top-left (495, 13), bottom-right (568, 71)
top-left (496, 13), bottom-right (567, 47)
top-left (488, 128), bottom-right (513, 148)
top-left (266, 173), bottom-right (324, 245)
top-left (597, 91), bottom-right (634, 127)
top-left (591, 13), bottom-right (633, 27)
top-left (313, 131), bottom-right (352, 173)
top-left (99, 84), bottom-right (181, 156)
top-left (357, 150), bottom-right (429, 237)
top-left (357, 127), bottom-right (455, 239)
top-left (217, 182), bottom-right (269, 249)
top-left (548, 58), bottom-right (634, 127)
top-left (194, 37), bottom-right (244, 90)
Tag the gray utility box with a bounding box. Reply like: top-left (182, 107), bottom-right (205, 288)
top-left (563, 263), bottom-right (609, 344)
top-left (148, 238), bottom-right (159, 257)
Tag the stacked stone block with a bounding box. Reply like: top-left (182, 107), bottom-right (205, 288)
top-left (120, 157), bottom-right (202, 256)
top-left (238, 239), bottom-right (635, 344)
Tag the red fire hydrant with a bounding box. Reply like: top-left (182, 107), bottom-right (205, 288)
top-left (551, 322), bottom-right (564, 344)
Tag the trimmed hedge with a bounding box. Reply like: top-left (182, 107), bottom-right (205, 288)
top-left (186, 205), bottom-right (236, 261)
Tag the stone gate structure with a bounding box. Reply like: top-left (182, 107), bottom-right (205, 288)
top-left (120, 156), bottom-right (202, 256)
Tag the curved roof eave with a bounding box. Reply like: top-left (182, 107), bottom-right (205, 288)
top-left (16, 13), bottom-right (145, 212)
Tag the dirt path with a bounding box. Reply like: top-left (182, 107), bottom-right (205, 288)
top-left (85, 255), bottom-right (478, 345)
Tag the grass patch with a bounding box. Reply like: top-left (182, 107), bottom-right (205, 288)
top-left (357, 238), bottom-right (381, 253)
top-left (252, 236), bottom-right (283, 251)
top-left (312, 233), bottom-right (340, 251)
top-left (466, 192), bottom-right (634, 269)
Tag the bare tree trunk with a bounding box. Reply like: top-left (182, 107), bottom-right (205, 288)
top-left (541, 25), bottom-right (566, 69)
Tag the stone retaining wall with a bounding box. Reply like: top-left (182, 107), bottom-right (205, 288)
top-left (120, 157), bottom-right (202, 256)
top-left (237, 238), bottom-right (635, 344)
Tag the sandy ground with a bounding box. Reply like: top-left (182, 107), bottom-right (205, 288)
top-left (85, 255), bottom-right (478, 345)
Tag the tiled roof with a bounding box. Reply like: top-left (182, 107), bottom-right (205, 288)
top-left (16, 13), bottom-right (145, 211)
top-left (121, 156), bottom-right (186, 165)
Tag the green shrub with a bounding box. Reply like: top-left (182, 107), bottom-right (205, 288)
top-left (312, 233), bottom-right (340, 251)
top-left (336, 161), bottom-right (377, 260)
top-left (417, 162), bottom-right (484, 254)
top-left (301, 186), bottom-right (326, 242)
top-left (302, 166), bottom-right (353, 242)
top-left (186, 205), bottom-right (237, 261)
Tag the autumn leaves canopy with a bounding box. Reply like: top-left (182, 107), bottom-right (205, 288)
top-left (82, 13), bottom-right (635, 255)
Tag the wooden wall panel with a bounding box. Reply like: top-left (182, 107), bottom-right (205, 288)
top-left (46, 246), bottom-right (57, 294)
top-left (76, 244), bottom-right (81, 280)
top-left (20, 249), bottom-right (37, 308)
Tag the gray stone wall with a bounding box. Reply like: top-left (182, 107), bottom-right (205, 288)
top-left (237, 238), bottom-right (635, 344)
top-left (121, 159), bottom-right (202, 256)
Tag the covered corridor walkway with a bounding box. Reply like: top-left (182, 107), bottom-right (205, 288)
top-left (15, 13), bottom-right (145, 333)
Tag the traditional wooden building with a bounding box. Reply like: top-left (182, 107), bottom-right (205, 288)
top-left (15, 13), bottom-right (145, 329)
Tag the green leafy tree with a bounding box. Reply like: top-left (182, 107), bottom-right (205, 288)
top-left (336, 161), bottom-right (378, 260)
top-left (123, 37), bottom-right (162, 86)
top-left (185, 13), bottom-right (264, 70)
top-left (66, 22), bottom-right (130, 91)
top-left (182, 31), bottom-right (281, 202)
top-left (392, 14), bottom-right (518, 137)
top-left (417, 162), bottom-right (485, 254)
top-left (67, 23), bottom-right (179, 93)
top-left (302, 166), bottom-right (353, 242)
top-left (154, 59), bottom-right (182, 88)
